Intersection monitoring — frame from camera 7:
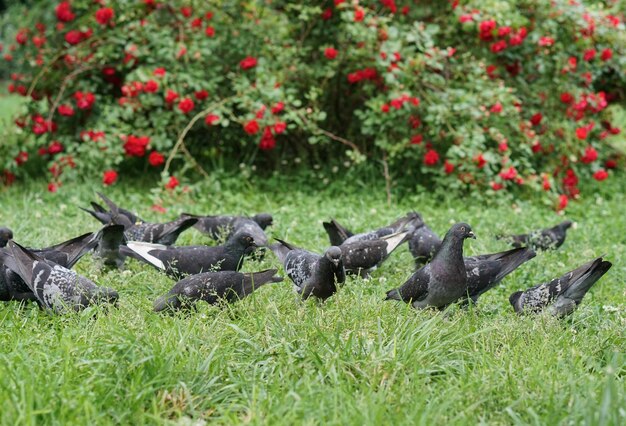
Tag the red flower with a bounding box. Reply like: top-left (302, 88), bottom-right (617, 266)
top-left (123, 135), bottom-right (150, 157)
top-left (74, 91), bottom-right (95, 109)
top-left (530, 113), bottom-right (542, 126)
top-left (244, 120), bottom-right (260, 135)
top-left (321, 8), bottom-right (333, 20)
top-left (581, 146), bottom-right (598, 163)
top-left (593, 169), bottom-right (608, 181)
top-left (491, 182), bottom-right (504, 191)
top-left (58, 104), bottom-right (74, 116)
top-left (15, 30), bottom-right (28, 45)
top-left (259, 127), bottom-right (276, 150)
top-left (274, 121), bottom-right (286, 134)
top-left (605, 159), bottom-right (617, 169)
top-left (271, 102), bottom-right (284, 114)
top-left (490, 102), bottom-right (502, 113)
top-left (153, 68), bottom-right (166, 77)
top-left (474, 154), bottom-right (487, 168)
top-left (583, 49), bottom-right (596, 61)
top-left (239, 56), bottom-right (258, 70)
top-left (499, 166), bottom-right (517, 180)
top-left (194, 90), bottom-right (209, 100)
top-left (95, 7), bottom-right (114, 25)
top-left (324, 47), bottom-right (338, 59)
top-left (381, 104), bottom-right (390, 113)
top-left (102, 170), bottom-right (118, 186)
top-left (144, 80), bottom-right (159, 93)
top-left (560, 92), bottom-right (573, 103)
top-left (538, 36), bottom-right (554, 46)
top-left (56, 2), bottom-right (75, 22)
top-left (165, 176), bottom-right (179, 190)
top-left (444, 160), bottom-right (455, 174)
top-left (178, 98), bottom-right (195, 114)
top-left (48, 141), bottom-right (63, 155)
top-left (180, 7), bottom-right (192, 18)
top-left (575, 126), bottom-right (589, 140)
top-left (165, 90), bottom-right (179, 103)
top-left (15, 151), bottom-right (28, 166)
top-left (459, 14), bottom-right (473, 24)
top-left (490, 40), bottom-right (507, 53)
top-left (423, 149), bottom-right (439, 166)
top-left (600, 48), bottom-right (612, 61)
top-left (410, 135), bottom-right (423, 145)
top-left (148, 151), bottom-right (165, 167)
top-left (32, 36), bottom-right (46, 48)
top-left (205, 26), bottom-right (215, 37)
top-left (65, 30), bottom-right (84, 45)
top-left (542, 175), bottom-right (551, 191)
top-left (478, 20), bottom-right (496, 40)
top-left (205, 114), bottom-right (220, 125)
top-left (48, 182), bottom-right (58, 193)
top-left (557, 194), bottom-right (568, 211)
top-left (354, 7), bottom-right (365, 22)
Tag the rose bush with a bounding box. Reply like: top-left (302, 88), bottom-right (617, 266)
top-left (0, 0), bottom-right (624, 209)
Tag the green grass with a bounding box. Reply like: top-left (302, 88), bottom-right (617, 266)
top-left (0, 178), bottom-right (625, 425)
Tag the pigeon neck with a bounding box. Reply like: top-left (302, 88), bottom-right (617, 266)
top-left (434, 234), bottom-right (465, 264)
top-left (318, 256), bottom-right (337, 276)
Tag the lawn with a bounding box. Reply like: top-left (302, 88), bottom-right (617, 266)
top-left (0, 176), bottom-right (624, 425)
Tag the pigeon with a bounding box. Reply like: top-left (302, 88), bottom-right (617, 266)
top-left (339, 231), bottom-right (410, 277)
top-left (509, 256), bottom-right (611, 316)
top-left (80, 192), bottom-right (143, 225)
top-left (92, 224), bottom-right (127, 268)
top-left (270, 239), bottom-right (345, 301)
top-left (323, 212), bottom-right (420, 246)
top-left (121, 231), bottom-right (258, 279)
top-left (463, 247), bottom-right (536, 303)
top-left (0, 226), bottom-right (12, 248)
top-left (408, 219), bottom-right (443, 267)
top-left (153, 269), bottom-right (283, 312)
top-left (81, 192), bottom-right (198, 245)
top-left (1, 241), bottom-right (118, 313)
top-left (181, 212), bottom-right (272, 245)
top-left (385, 223), bottom-right (475, 309)
top-left (1, 231), bottom-right (99, 302)
top-left (497, 221), bottom-right (573, 251)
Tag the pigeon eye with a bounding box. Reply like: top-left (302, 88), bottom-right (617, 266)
top-left (460, 226), bottom-right (465, 232)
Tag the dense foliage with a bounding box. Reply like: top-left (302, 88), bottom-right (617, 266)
top-left (1, 0), bottom-right (625, 209)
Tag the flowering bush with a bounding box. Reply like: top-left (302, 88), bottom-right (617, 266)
top-left (1, 0), bottom-right (624, 209)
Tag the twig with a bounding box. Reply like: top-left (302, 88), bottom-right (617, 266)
top-left (295, 110), bottom-right (361, 153)
top-left (382, 151), bottom-right (392, 205)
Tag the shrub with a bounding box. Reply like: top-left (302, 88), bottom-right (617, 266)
top-left (0, 0), bottom-right (624, 209)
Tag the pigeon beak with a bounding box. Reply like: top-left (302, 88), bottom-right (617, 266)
top-left (331, 259), bottom-right (340, 267)
top-left (468, 231), bottom-right (476, 239)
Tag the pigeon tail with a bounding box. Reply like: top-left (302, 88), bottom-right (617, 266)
top-left (561, 257), bottom-right (612, 303)
top-left (323, 219), bottom-right (353, 246)
top-left (385, 288), bottom-right (401, 301)
top-left (34, 232), bottom-right (99, 268)
top-left (269, 238), bottom-right (299, 263)
top-left (124, 241), bottom-right (167, 269)
top-left (5, 241), bottom-right (41, 290)
top-left (491, 247), bottom-right (536, 283)
top-left (80, 206), bottom-right (112, 225)
top-left (243, 269), bottom-right (283, 295)
top-left (382, 231), bottom-right (411, 254)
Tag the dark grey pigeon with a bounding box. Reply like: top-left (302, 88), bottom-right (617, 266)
top-left (408, 219), bottom-right (443, 267)
top-left (463, 247), bottom-right (536, 303)
top-left (1, 231), bottom-right (99, 302)
top-left (385, 223), bottom-right (475, 309)
top-left (121, 231), bottom-right (258, 279)
top-left (92, 224), bottom-right (127, 268)
top-left (270, 239), bottom-right (345, 301)
top-left (153, 269), bottom-right (283, 312)
top-left (497, 221), bottom-right (573, 251)
top-left (509, 256), bottom-right (611, 317)
top-left (0, 226), bottom-right (12, 248)
top-left (323, 212), bottom-right (420, 246)
top-left (80, 192), bottom-right (143, 225)
top-left (339, 231), bottom-right (410, 277)
top-left (1, 241), bottom-right (118, 313)
top-left (181, 212), bottom-right (272, 245)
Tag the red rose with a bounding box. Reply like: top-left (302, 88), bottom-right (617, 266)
top-left (593, 169), bottom-right (608, 181)
top-left (498, 141), bottom-right (508, 152)
top-left (178, 98), bottom-right (195, 114)
top-left (244, 120), bottom-right (260, 135)
top-left (557, 194), bottom-right (568, 211)
top-left (475, 154), bottom-right (487, 168)
top-left (459, 14), bottom-right (473, 23)
top-left (600, 48), bottom-right (612, 61)
top-left (205, 26), bottom-right (215, 37)
top-left (165, 90), bottom-right (179, 103)
top-left (32, 36), bottom-right (46, 48)
top-left (444, 160), bottom-right (455, 174)
top-left (271, 102), bottom-right (284, 114)
top-left (58, 104), bottom-right (74, 116)
top-left (74, 91), bottom-right (95, 109)
top-left (180, 7), bottom-right (192, 18)
top-left (15, 30), bottom-right (28, 45)
top-left (575, 126), bottom-right (589, 140)
top-left (560, 92), bottom-right (573, 103)
top-left (153, 68), bottom-right (166, 77)
top-left (410, 135), bottom-right (423, 145)
top-left (423, 149), bottom-right (439, 166)
top-left (165, 176), bottom-right (179, 190)
top-left (239, 56), bottom-right (258, 70)
top-left (491, 182), bottom-right (504, 191)
top-left (324, 47), bottom-right (338, 59)
top-left (259, 127), bottom-right (276, 150)
top-left (205, 114), bottom-right (220, 125)
top-left (583, 49), bottom-right (596, 61)
top-left (48, 182), bottom-right (58, 193)
top-left (144, 80), bottom-right (159, 93)
top-left (103, 170), bottom-right (118, 186)
top-left (381, 104), bottom-right (390, 113)
top-left (490, 40), bottom-right (507, 53)
top-left (194, 90), bottom-right (209, 100)
top-left (499, 166), bottom-right (517, 180)
top-left (15, 151), bottom-right (28, 166)
top-left (490, 102), bottom-right (502, 113)
top-left (65, 30), bottom-right (84, 45)
top-left (354, 7), bottom-right (365, 22)
top-left (148, 151), bottom-right (165, 167)
top-left (530, 113), bottom-right (542, 126)
top-left (48, 141), bottom-right (63, 155)
top-left (542, 175), bottom-right (551, 191)
top-left (123, 135), bottom-right (150, 157)
top-left (191, 18), bottom-right (202, 29)
top-left (538, 36), bottom-right (554, 47)
top-left (274, 121), bottom-right (286, 134)
top-left (581, 146), bottom-right (598, 163)
top-left (56, 2), bottom-right (75, 22)
top-left (95, 7), bottom-right (114, 25)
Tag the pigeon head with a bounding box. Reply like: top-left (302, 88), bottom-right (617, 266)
top-left (448, 223), bottom-right (476, 240)
top-left (93, 287), bottom-right (120, 306)
top-left (509, 291), bottom-right (523, 310)
top-left (253, 213), bottom-right (273, 229)
top-left (0, 227), bottom-right (13, 248)
top-left (560, 220), bottom-right (573, 229)
top-left (229, 231), bottom-right (258, 254)
top-left (324, 246), bottom-right (343, 267)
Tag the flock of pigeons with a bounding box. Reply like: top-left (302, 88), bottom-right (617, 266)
top-left (0, 192), bottom-right (613, 317)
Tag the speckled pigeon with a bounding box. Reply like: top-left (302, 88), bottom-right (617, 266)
top-left (463, 247), bottom-right (536, 303)
top-left (385, 223), bottom-right (475, 309)
top-left (1, 241), bottom-right (118, 313)
top-left (153, 269), bottom-right (283, 312)
top-left (92, 224), bottom-right (127, 268)
top-left (497, 221), bottom-right (573, 251)
top-left (408, 217), bottom-right (442, 267)
top-left (121, 231), bottom-right (258, 279)
top-left (323, 212), bottom-right (421, 246)
top-left (1, 231), bottom-right (99, 302)
top-left (339, 231), bottom-right (410, 277)
top-left (0, 226), bottom-right (12, 248)
top-left (509, 256), bottom-right (611, 316)
top-left (270, 239), bottom-right (345, 301)
top-left (180, 212), bottom-right (272, 245)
